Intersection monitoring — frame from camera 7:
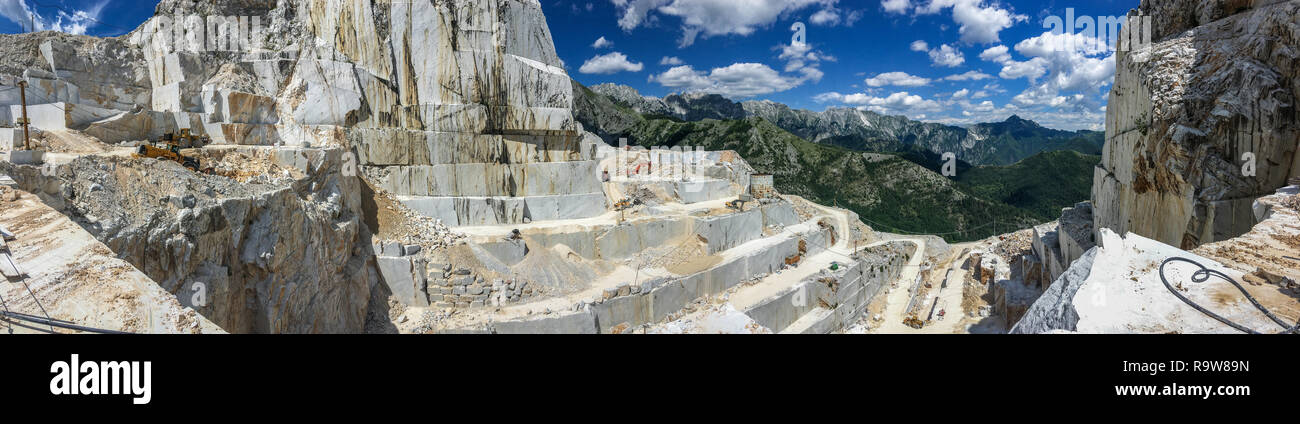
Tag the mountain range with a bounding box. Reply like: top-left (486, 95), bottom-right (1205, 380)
top-left (587, 83), bottom-right (1104, 167)
top-left (573, 81), bottom-right (1101, 241)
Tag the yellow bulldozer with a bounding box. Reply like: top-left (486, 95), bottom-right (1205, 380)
top-left (134, 129), bottom-right (211, 173)
top-left (165, 128), bottom-right (211, 148)
top-left (903, 315), bottom-right (926, 330)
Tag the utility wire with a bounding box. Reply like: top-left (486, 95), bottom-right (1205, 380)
top-left (0, 310), bottom-right (131, 334)
top-left (19, 280), bottom-right (55, 332)
top-left (854, 214), bottom-right (1016, 237)
top-left (1159, 257), bottom-right (1300, 334)
top-left (0, 292), bottom-right (12, 334)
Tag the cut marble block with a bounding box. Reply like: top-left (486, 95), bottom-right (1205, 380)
top-left (350, 129), bottom-right (586, 166)
top-left (399, 192), bottom-right (607, 226)
top-left (374, 161), bottom-right (602, 198)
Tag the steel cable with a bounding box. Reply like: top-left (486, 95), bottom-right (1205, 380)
top-left (1158, 257), bottom-right (1300, 334)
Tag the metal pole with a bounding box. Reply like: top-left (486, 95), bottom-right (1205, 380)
top-left (17, 80), bottom-right (30, 151)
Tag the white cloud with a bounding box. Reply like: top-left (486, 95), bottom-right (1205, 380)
top-left (0, 0), bottom-right (110, 35)
top-left (927, 44), bottom-right (965, 67)
top-left (943, 70), bottom-right (992, 81)
top-left (579, 52), bottom-right (645, 74)
top-left (815, 90), bottom-right (943, 118)
top-left (592, 36), bottom-right (614, 49)
top-left (660, 56), bottom-right (685, 66)
top-left (979, 44), bottom-right (1011, 63)
top-left (813, 92), bottom-right (846, 103)
top-left (650, 62), bottom-right (813, 98)
top-left (798, 66), bottom-right (825, 83)
top-left (775, 39), bottom-right (833, 83)
top-left (865, 71), bottom-right (931, 87)
top-left (931, 104), bottom-right (1106, 130)
top-left (932, 97), bottom-right (1106, 130)
top-left (650, 65), bottom-right (715, 91)
top-left (818, 87), bottom-right (1104, 130)
top-left (1015, 30), bottom-right (1112, 58)
top-left (915, 0), bottom-right (1026, 45)
top-left (809, 5), bottom-right (862, 26)
top-left (612, 0), bottom-right (670, 32)
top-left (998, 57), bottom-right (1047, 81)
top-left (968, 82), bottom-right (1002, 99)
top-left (613, 0), bottom-right (836, 47)
top-left (810, 9), bottom-right (839, 25)
top-left (899, 29), bottom-right (1116, 130)
top-left (0, 0), bottom-right (30, 29)
top-left (1012, 86), bottom-right (1083, 108)
top-left (912, 40), bottom-right (965, 67)
top-left (881, 0), bottom-right (911, 14)
top-left (1005, 30), bottom-right (1115, 101)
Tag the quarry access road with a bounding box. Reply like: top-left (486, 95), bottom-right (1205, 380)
top-left (724, 199), bottom-right (931, 330)
top-left (727, 224), bottom-right (926, 325)
top-left (869, 237), bottom-right (944, 334)
top-left (872, 242), bottom-right (983, 334)
top-left (453, 197), bottom-right (734, 239)
top-left (921, 248), bottom-right (977, 334)
top-left (726, 202), bottom-right (857, 311)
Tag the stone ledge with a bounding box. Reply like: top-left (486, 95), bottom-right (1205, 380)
top-left (399, 192), bottom-right (607, 226)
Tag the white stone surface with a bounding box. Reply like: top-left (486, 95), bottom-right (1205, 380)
top-left (399, 192), bottom-right (607, 226)
top-left (696, 209), bottom-right (764, 254)
top-left (1016, 228), bottom-right (1296, 334)
top-left (649, 304), bottom-right (771, 334)
top-left (0, 128), bottom-right (22, 150)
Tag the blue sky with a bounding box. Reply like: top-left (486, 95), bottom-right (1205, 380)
top-left (0, 0), bottom-right (152, 37)
top-left (1, 0), bottom-right (1135, 130)
top-left (546, 0), bottom-right (1138, 130)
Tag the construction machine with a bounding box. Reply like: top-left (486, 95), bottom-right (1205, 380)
top-left (614, 197), bottom-right (643, 224)
top-left (903, 314), bottom-right (926, 329)
top-left (134, 130), bottom-right (210, 173)
top-left (613, 197), bottom-right (641, 211)
top-left (167, 128), bottom-right (212, 148)
top-left (726, 194), bottom-right (753, 211)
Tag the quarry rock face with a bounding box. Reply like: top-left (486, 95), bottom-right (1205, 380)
top-left (1094, 0), bottom-right (1300, 249)
top-left (1140, 0), bottom-right (1294, 41)
top-left (2, 0), bottom-right (605, 226)
top-left (0, 0), bottom-right (922, 335)
top-left (0, 0), bottom-right (611, 332)
top-left (1014, 190), bottom-right (1300, 334)
top-left (2, 149), bottom-right (377, 333)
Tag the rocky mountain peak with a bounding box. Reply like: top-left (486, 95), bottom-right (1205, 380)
top-left (587, 82), bottom-right (744, 121)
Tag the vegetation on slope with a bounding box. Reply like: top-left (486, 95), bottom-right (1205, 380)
top-left (742, 101), bottom-right (1105, 166)
top-left (624, 117), bottom-right (1040, 241)
top-left (955, 150), bottom-right (1101, 221)
top-left (572, 80), bottom-right (1099, 241)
